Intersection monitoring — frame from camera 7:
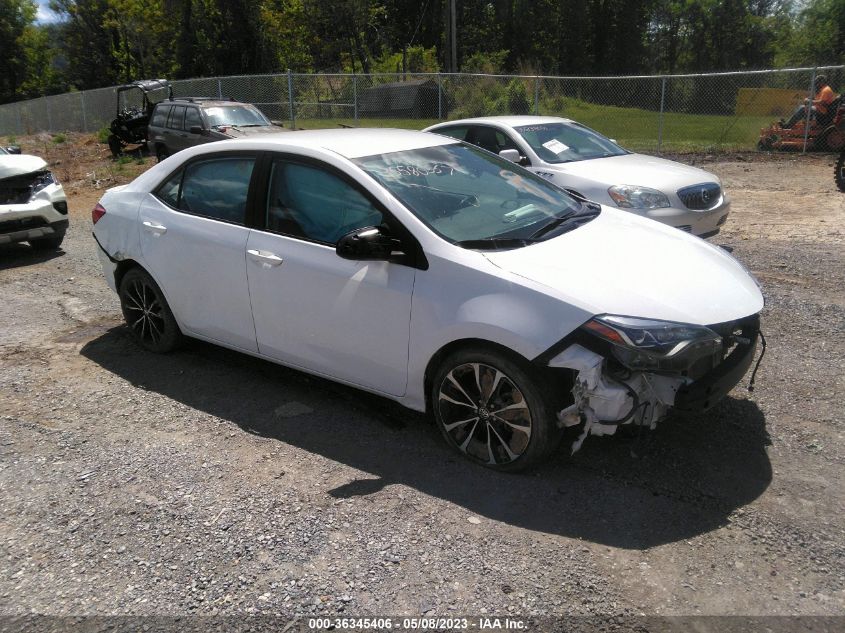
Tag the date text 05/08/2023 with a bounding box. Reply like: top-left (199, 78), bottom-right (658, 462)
top-left (307, 616), bottom-right (528, 630)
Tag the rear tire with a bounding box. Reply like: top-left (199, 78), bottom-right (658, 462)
top-left (29, 229), bottom-right (65, 250)
top-left (835, 152), bottom-right (845, 192)
top-left (118, 267), bottom-right (182, 353)
top-left (431, 347), bottom-right (561, 472)
top-left (108, 134), bottom-right (123, 158)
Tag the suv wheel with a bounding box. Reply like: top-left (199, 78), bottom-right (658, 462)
top-left (30, 230), bottom-right (65, 251)
top-left (156, 146), bottom-right (169, 162)
top-left (108, 134), bottom-right (123, 158)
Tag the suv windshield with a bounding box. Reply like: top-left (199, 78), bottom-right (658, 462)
top-left (515, 122), bottom-right (627, 164)
top-left (354, 143), bottom-right (597, 248)
top-left (204, 105), bottom-right (270, 127)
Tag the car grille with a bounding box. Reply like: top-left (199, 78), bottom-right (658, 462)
top-left (0, 173), bottom-right (41, 205)
top-left (0, 216), bottom-right (47, 235)
top-left (677, 183), bottom-right (722, 210)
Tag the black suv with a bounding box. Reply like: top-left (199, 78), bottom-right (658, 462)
top-left (147, 98), bottom-right (286, 160)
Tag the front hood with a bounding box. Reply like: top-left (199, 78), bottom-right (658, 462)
top-left (0, 155), bottom-right (48, 179)
top-left (484, 207), bottom-right (763, 326)
top-left (551, 153), bottom-right (720, 190)
top-left (222, 125), bottom-right (288, 138)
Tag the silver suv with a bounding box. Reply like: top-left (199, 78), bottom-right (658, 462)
top-left (147, 98), bottom-right (286, 161)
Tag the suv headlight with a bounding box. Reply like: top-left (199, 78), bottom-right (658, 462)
top-left (30, 171), bottom-right (57, 198)
top-left (582, 315), bottom-right (722, 373)
top-left (608, 185), bottom-right (670, 209)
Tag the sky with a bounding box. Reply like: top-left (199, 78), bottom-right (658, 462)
top-left (35, 0), bottom-right (61, 24)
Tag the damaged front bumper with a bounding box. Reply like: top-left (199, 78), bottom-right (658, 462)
top-left (547, 315), bottom-right (761, 453)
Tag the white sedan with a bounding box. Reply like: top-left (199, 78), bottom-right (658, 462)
top-left (92, 129), bottom-right (763, 471)
top-left (424, 116), bottom-right (731, 238)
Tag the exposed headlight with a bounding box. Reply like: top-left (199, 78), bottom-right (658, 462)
top-left (582, 314), bottom-right (722, 373)
top-left (30, 171), bottom-right (57, 198)
top-left (608, 185), bottom-right (670, 209)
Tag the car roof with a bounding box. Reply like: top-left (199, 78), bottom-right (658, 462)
top-left (428, 115), bottom-right (574, 129)
top-left (126, 128), bottom-right (459, 192)
top-left (197, 128), bottom-right (457, 159)
top-left (155, 99), bottom-right (250, 108)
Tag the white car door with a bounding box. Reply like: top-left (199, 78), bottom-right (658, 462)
top-left (245, 157), bottom-right (416, 396)
top-left (139, 154), bottom-right (258, 352)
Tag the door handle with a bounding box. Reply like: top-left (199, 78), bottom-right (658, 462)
top-left (247, 249), bottom-right (284, 267)
top-left (142, 220), bottom-right (167, 235)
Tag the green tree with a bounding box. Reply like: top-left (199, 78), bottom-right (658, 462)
top-left (775, 0), bottom-right (844, 66)
top-left (0, 0), bottom-right (37, 103)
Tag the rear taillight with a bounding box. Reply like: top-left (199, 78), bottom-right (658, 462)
top-left (92, 203), bottom-right (106, 224)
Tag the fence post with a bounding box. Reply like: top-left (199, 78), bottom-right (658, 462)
top-left (534, 76), bottom-right (540, 115)
top-left (80, 92), bottom-right (88, 132)
top-left (657, 76), bottom-right (667, 154)
top-left (16, 102), bottom-right (23, 136)
top-left (353, 75), bottom-right (358, 125)
top-left (217, 79), bottom-right (223, 99)
top-left (802, 68), bottom-right (817, 154)
top-left (438, 73), bottom-right (443, 120)
top-left (287, 69), bottom-right (296, 130)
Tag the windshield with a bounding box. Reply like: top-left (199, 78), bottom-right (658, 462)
top-left (204, 105), bottom-right (270, 127)
top-left (515, 122), bottom-right (627, 164)
top-left (353, 143), bottom-right (594, 247)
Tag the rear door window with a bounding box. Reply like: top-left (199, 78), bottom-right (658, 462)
top-left (167, 105), bottom-right (186, 130)
top-left (154, 157), bottom-right (256, 224)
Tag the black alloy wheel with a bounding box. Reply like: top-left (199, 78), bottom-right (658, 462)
top-left (118, 267), bottom-right (182, 353)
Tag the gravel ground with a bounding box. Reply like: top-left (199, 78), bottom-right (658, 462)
top-left (1, 150), bottom-right (843, 626)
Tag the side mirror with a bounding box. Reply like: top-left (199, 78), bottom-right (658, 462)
top-left (6, 145), bottom-right (21, 154)
top-left (189, 125), bottom-right (205, 135)
top-left (499, 149), bottom-right (521, 163)
top-left (336, 226), bottom-right (401, 261)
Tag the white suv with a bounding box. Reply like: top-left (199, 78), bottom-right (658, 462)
top-left (0, 146), bottom-right (69, 249)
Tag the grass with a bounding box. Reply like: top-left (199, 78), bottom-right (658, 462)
top-left (290, 101), bottom-right (775, 153)
top-left (51, 133), bottom-right (67, 144)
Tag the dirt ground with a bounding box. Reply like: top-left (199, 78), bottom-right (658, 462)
top-left (1, 134), bottom-right (844, 624)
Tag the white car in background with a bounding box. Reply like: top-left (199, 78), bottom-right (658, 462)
top-left (425, 116), bottom-right (730, 238)
top-left (92, 129), bottom-right (762, 471)
top-left (0, 145), bottom-right (69, 249)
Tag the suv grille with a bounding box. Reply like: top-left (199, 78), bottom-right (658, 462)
top-left (678, 183), bottom-right (722, 210)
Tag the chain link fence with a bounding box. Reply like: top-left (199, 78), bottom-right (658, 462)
top-left (1, 66), bottom-right (842, 153)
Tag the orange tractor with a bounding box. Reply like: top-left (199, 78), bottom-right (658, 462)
top-left (758, 95), bottom-right (845, 151)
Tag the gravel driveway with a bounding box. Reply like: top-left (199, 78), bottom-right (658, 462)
top-left (1, 152), bottom-right (843, 628)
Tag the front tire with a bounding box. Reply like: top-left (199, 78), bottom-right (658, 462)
top-left (431, 347), bottom-right (560, 472)
top-left (119, 267), bottom-right (182, 353)
top-left (155, 145), bottom-right (169, 162)
top-left (836, 152), bottom-right (845, 192)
